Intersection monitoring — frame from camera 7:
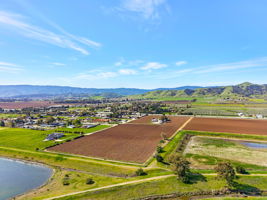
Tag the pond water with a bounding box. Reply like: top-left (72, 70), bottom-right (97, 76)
top-left (242, 142), bottom-right (267, 149)
top-left (0, 158), bottom-right (52, 200)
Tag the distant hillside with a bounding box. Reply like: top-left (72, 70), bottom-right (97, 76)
top-left (0, 85), bottom-right (202, 98)
top-left (131, 83), bottom-right (267, 100)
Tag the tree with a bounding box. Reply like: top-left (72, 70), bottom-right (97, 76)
top-left (160, 114), bottom-right (169, 122)
top-left (45, 116), bottom-right (55, 124)
top-left (6, 120), bottom-right (15, 128)
top-left (157, 146), bottom-right (163, 153)
top-left (169, 154), bottom-right (191, 183)
top-left (37, 119), bottom-right (43, 125)
top-left (161, 132), bottom-right (168, 140)
top-left (86, 178), bottom-right (94, 184)
top-left (236, 166), bottom-right (247, 174)
top-left (135, 168), bottom-right (146, 176)
top-left (0, 121), bottom-right (5, 127)
top-left (155, 154), bottom-right (164, 162)
top-left (73, 119), bottom-right (82, 127)
top-left (215, 162), bottom-right (236, 187)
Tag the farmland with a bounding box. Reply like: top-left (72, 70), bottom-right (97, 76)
top-left (184, 117), bottom-right (267, 135)
top-left (49, 116), bottom-right (190, 163)
top-left (2, 113), bottom-right (267, 199)
top-left (0, 101), bottom-right (55, 109)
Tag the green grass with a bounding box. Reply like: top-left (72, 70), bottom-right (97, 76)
top-left (0, 147), bottom-right (137, 176)
top-left (185, 135), bottom-right (267, 170)
top-left (185, 153), bottom-right (267, 171)
top-left (198, 137), bottom-right (237, 148)
top-left (56, 175), bottom-right (226, 200)
top-left (55, 125), bottom-right (110, 134)
top-left (0, 113), bottom-right (26, 118)
top-left (19, 169), bottom-right (126, 200)
top-left (203, 197), bottom-right (267, 200)
top-left (0, 128), bottom-right (78, 150)
top-left (182, 130), bottom-right (267, 141)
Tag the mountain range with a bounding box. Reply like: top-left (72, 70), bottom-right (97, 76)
top-left (132, 82), bottom-right (267, 99)
top-left (0, 85), bottom-right (202, 98)
top-left (0, 83), bottom-right (266, 99)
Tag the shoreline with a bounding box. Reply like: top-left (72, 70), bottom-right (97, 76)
top-left (0, 156), bottom-right (55, 200)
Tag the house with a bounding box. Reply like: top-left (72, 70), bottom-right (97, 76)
top-left (67, 125), bottom-right (75, 129)
top-left (151, 118), bottom-right (163, 124)
top-left (256, 114), bottom-right (263, 119)
top-left (44, 132), bottom-right (65, 141)
top-left (82, 124), bottom-right (98, 129)
top-left (237, 112), bottom-right (245, 117)
top-left (93, 118), bottom-right (110, 123)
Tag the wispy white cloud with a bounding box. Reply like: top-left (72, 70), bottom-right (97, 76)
top-left (51, 62), bottom-right (65, 66)
top-left (141, 62), bottom-right (167, 70)
top-left (119, 69), bottom-right (137, 75)
top-left (0, 61), bottom-right (23, 73)
top-left (175, 61), bottom-right (187, 66)
top-left (0, 11), bottom-right (101, 55)
top-left (195, 57), bottom-right (267, 74)
top-left (75, 71), bottom-right (118, 81)
top-left (114, 58), bottom-right (144, 67)
top-left (156, 57), bottom-right (267, 80)
top-left (119, 0), bottom-right (167, 20)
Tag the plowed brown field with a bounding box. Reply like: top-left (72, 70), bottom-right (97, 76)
top-left (48, 116), bottom-right (189, 163)
top-left (0, 101), bottom-right (54, 109)
top-left (184, 117), bottom-right (267, 135)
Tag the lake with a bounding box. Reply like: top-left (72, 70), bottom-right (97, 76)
top-left (242, 142), bottom-right (267, 149)
top-left (0, 158), bottom-right (52, 200)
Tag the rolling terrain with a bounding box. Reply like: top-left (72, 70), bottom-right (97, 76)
top-left (131, 82), bottom-right (267, 100)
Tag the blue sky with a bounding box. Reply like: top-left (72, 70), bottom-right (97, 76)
top-left (0, 0), bottom-right (267, 89)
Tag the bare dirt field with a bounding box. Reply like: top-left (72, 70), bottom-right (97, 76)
top-left (0, 101), bottom-right (54, 109)
top-left (49, 116), bottom-right (189, 163)
top-left (184, 117), bottom-right (267, 135)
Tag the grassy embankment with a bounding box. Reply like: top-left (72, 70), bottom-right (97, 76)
top-left (53, 176), bottom-right (267, 200)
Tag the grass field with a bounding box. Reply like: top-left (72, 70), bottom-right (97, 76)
top-left (0, 128), bottom-right (78, 150)
top-left (184, 136), bottom-right (267, 168)
top-left (53, 175), bottom-right (267, 200)
top-left (17, 169), bottom-right (126, 200)
top-left (0, 113), bottom-right (26, 118)
top-left (204, 197), bottom-right (267, 200)
top-left (55, 175), bottom-right (226, 200)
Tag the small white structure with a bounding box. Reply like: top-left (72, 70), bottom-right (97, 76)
top-left (237, 112), bottom-right (244, 117)
top-left (256, 114), bottom-right (263, 119)
top-left (151, 118), bottom-right (163, 124)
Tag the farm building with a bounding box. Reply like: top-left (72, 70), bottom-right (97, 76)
top-left (44, 132), bottom-right (64, 141)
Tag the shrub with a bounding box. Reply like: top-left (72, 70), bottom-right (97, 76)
top-left (159, 140), bottom-right (165, 144)
top-left (236, 166), bottom-right (247, 174)
top-left (155, 154), bottom-right (164, 162)
top-left (157, 146), bottom-right (163, 153)
top-left (62, 177), bottom-right (70, 186)
top-left (86, 178), bottom-right (94, 185)
top-left (135, 168), bottom-right (147, 176)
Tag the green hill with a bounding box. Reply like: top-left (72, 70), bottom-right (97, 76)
top-left (130, 82), bottom-right (267, 100)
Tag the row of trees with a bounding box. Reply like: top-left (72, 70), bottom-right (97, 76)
top-left (155, 151), bottom-right (246, 187)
